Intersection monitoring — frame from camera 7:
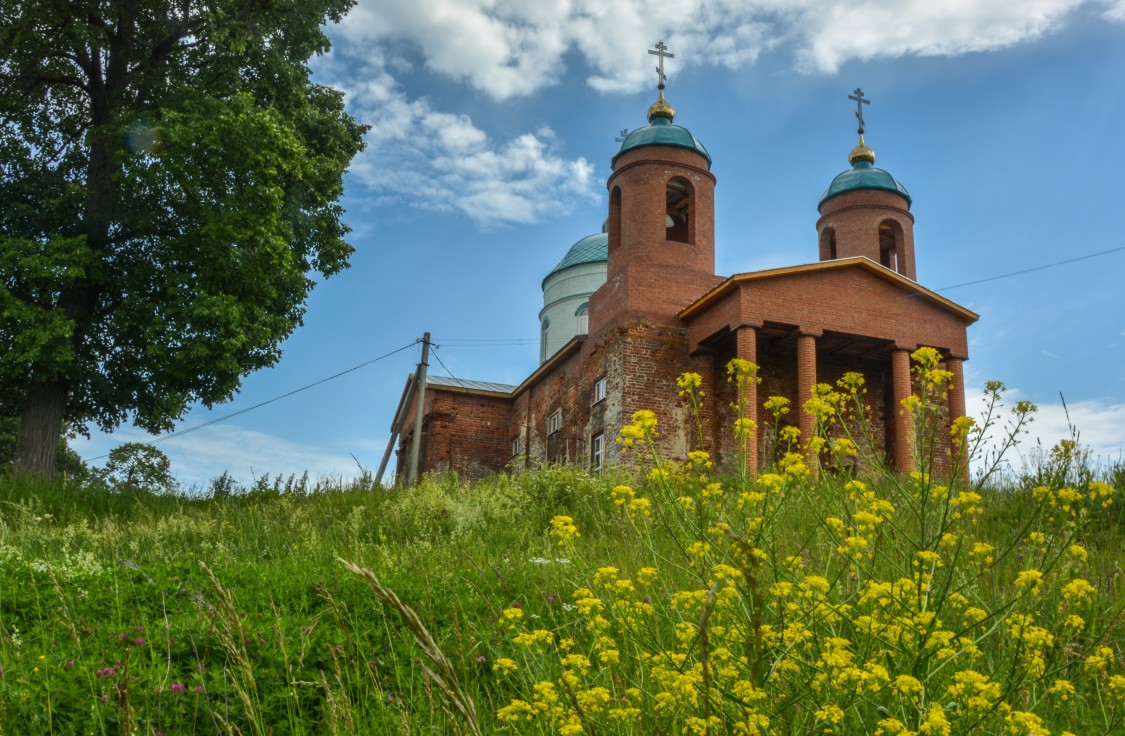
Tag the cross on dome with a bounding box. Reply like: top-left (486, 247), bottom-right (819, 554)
top-left (846, 87), bottom-right (876, 165)
top-left (645, 42), bottom-right (677, 123)
top-left (848, 87), bottom-right (870, 134)
top-left (649, 41), bottom-right (674, 90)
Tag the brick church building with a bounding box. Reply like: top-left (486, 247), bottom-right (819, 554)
top-left (391, 74), bottom-right (977, 482)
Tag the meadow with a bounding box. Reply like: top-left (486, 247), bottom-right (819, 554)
top-left (2, 354), bottom-right (1123, 735)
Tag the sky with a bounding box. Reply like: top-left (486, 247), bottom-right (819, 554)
top-left (76, 0), bottom-right (1125, 488)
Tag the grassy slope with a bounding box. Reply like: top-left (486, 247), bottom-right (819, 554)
top-left (0, 463), bottom-right (1122, 735)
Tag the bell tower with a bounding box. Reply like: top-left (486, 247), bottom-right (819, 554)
top-left (816, 88), bottom-right (917, 280)
top-left (589, 43), bottom-right (720, 336)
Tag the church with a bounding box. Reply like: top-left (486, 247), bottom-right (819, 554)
top-left (390, 51), bottom-right (977, 482)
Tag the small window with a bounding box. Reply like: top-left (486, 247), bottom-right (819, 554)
top-left (511, 436), bottom-right (522, 456)
top-left (592, 434), bottom-right (604, 470)
top-left (548, 410), bottom-right (562, 435)
top-left (608, 187), bottom-right (622, 252)
top-left (540, 317), bottom-right (550, 363)
top-left (575, 302), bottom-right (589, 336)
top-left (594, 376), bottom-right (607, 403)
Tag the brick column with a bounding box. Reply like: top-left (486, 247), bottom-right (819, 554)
top-left (891, 348), bottom-right (915, 473)
top-left (736, 326), bottom-right (759, 472)
top-left (946, 357), bottom-right (969, 481)
top-left (946, 358), bottom-right (966, 424)
top-left (797, 334), bottom-right (817, 466)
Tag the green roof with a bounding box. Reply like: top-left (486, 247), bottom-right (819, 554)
top-left (819, 160), bottom-right (911, 210)
top-left (612, 117), bottom-right (711, 166)
top-left (543, 232), bottom-right (608, 287)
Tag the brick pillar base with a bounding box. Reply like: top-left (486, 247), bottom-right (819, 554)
top-left (891, 348), bottom-right (914, 473)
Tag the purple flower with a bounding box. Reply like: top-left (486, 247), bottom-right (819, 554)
top-left (96, 667), bottom-right (116, 678)
top-left (133, 638), bottom-right (146, 648)
top-left (170, 683), bottom-right (186, 694)
top-left (510, 601), bottom-right (521, 609)
top-left (64, 659), bottom-right (75, 670)
top-left (193, 685), bottom-right (205, 693)
top-left (476, 655), bottom-right (486, 664)
top-left (116, 633), bottom-right (128, 642)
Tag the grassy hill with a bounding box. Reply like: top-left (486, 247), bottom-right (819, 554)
top-left (2, 366), bottom-right (1124, 734)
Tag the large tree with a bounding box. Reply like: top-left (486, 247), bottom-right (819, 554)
top-left (0, 0), bottom-right (366, 474)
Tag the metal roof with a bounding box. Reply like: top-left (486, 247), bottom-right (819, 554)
top-left (612, 117), bottom-right (711, 166)
top-left (543, 232), bottom-right (608, 286)
top-left (426, 375), bottom-right (516, 394)
top-left (819, 160), bottom-right (911, 209)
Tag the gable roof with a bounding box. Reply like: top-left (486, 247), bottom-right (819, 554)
top-left (678, 257), bottom-right (978, 323)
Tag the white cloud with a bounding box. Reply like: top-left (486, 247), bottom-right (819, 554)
top-left (316, 55), bottom-right (598, 227)
top-left (316, 0), bottom-right (1125, 227)
top-left (794, 0), bottom-right (1085, 73)
top-left (331, 0), bottom-right (1112, 98)
top-left (77, 426), bottom-right (388, 491)
top-left (1103, 0), bottom-right (1125, 21)
top-left (966, 387), bottom-right (1125, 477)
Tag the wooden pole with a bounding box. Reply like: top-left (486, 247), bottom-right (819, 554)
top-left (375, 373), bottom-right (415, 487)
top-left (408, 332), bottom-right (431, 485)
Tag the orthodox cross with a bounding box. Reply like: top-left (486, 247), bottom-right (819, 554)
top-left (615, 128), bottom-right (629, 142)
top-left (649, 41), bottom-right (674, 88)
top-left (848, 87), bottom-right (870, 134)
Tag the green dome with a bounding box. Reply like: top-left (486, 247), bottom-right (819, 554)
top-left (819, 160), bottom-right (911, 210)
top-left (543, 232), bottom-right (608, 287)
top-left (612, 117), bottom-right (711, 166)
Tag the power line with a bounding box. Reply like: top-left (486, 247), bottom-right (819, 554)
top-left (433, 338), bottom-right (536, 346)
top-left (430, 344), bottom-right (469, 389)
top-left (934, 245), bottom-right (1125, 292)
top-left (84, 339), bottom-right (421, 462)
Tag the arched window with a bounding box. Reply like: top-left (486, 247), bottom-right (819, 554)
top-left (575, 302), bottom-right (589, 335)
top-left (608, 187), bottom-right (622, 253)
top-left (540, 317), bottom-right (550, 363)
top-left (665, 176), bottom-right (693, 244)
top-left (819, 227), bottom-right (837, 261)
top-left (879, 220), bottom-right (904, 274)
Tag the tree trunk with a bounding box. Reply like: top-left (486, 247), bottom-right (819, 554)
top-left (13, 380), bottom-right (69, 476)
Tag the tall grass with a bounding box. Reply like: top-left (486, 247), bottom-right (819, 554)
top-left (1, 358), bottom-right (1123, 734)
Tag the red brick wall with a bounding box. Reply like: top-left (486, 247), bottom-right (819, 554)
top-left (592, 143), bottom-right (723, 338)
top-left (395, 388), bottom-right (512, 482)
top-left (817, 189), bottom-right (916, 280)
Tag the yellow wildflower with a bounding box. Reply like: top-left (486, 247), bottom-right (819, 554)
top-left (492, 658), bottom-right (519, 675)
top-left (549, 515), bottom-right (579, 545)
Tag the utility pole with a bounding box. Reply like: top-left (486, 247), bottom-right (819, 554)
top-left (407, 332), bottom-right (430, 485)
top-left (374, 373), bottom-right (415, 488)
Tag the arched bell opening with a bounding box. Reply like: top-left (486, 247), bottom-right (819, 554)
top-left (665, 176), bottom-right (694, 244)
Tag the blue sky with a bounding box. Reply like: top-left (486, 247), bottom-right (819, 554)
top-left (77, 0), bottom-right (1125, 487)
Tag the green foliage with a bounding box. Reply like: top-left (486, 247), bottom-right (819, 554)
top-left (101, 442), bottom-right (177, 494)
top-left (0, 0), bottom-right (367, 471)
